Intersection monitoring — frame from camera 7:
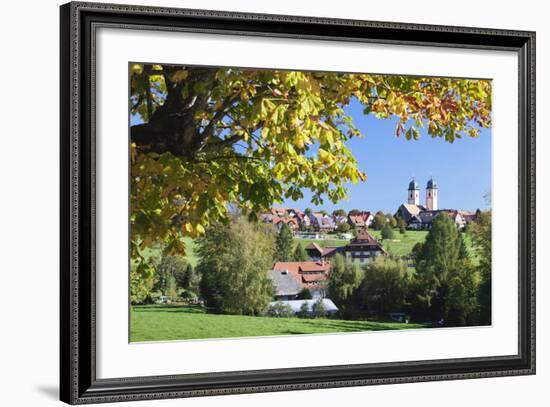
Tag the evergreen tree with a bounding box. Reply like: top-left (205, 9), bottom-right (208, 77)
top-left (411, 212), bottom-right (479, 325)
top-left (275, 223), bottom-right (295, 262)
top-left (445, 260), bottom-right (479, 326)
top-left (293, 243), bottom-right (309, 261)
top-left (297, 288), bottom-right (313, 300)
top-left (470, 210), bottom-right (492, 325)
top-left (298, 301), bottom-right (310, 318)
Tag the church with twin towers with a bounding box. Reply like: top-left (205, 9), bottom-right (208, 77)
top-left (397, 177), bottom-right (476, 230)
top-left (407, 178), bottom-right (438, 211)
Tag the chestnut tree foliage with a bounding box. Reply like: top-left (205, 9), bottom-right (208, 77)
top-left (129, 63), bottom-right (491, 293)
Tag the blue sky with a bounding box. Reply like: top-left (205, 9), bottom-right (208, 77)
top-left (282, 98), bottom-right (492, 213)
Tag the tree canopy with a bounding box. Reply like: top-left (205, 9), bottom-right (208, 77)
top-left (410, 213), bottom-right (478, 325)
top-left (328, 254), bottom-right (362, 317)
top-left (196, 216), bottom-right (275, 315)
top-left (361, 257), bottom-right (409, 317)
top-left (129, 64), bottom-right (492, 281)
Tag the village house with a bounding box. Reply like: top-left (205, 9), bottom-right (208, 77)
top-left (343, 229), bottom-right (387, 264)
top-left (260, 207), bottom-right (304, 231)
top-left (347, 211), bottom-right (373, 228)
top-left (304, 242), bottom-right (342, 261)
top-left (268, 269), bottom-right (303, 301)
top-left (308, 212), bottom-right (336, 232)
top-left (270, 260), bottom-right (331, 298)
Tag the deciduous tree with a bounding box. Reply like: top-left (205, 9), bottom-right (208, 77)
top-left (332, 209), bottom-right (347, 217)
top-left (360, 257), bottom-right (409, 318)
top-left (328, 254), bottom-right (362, 317)
top-left (197, 217), bottom-right (275, 315)
top-left (129, 64), bottom-right (492, 291)
top-left (372, 211), bottom-right (387, 230)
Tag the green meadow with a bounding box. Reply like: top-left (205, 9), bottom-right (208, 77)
top-left (130, 305), bottom-right (425, 342)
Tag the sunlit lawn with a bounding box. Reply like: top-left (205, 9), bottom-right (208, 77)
top-left (369, 230), bottom-right (428, 258)
top-left (130, 305), bottom-right (426, 342)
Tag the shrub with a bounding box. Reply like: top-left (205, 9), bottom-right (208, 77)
top-left (297, 288), bottom-right (313, 299)
top-left (265, 302), bottom-right (294, 318)
top-left (312, 298), bottom-right (327, 318)
top-left (381, 224), bottom-right (395, 240)
top-left (298, 302), bottom-right (310, 318)
top-left (336, 222), bottom-right (351, 234)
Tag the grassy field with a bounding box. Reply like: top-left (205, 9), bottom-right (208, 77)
top-left (295, 238), bottom-right (349, 249)
top-left (369, 230), bottom-right (428, 258)
top-left (130, 305), bottom-right (426, 342)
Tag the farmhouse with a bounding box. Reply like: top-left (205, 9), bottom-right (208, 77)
top-left (270, 261), bottom-right (331, 298)
top-left (304, 242), bottom-right (342, 261)
top-left (343, 229), bottom-right (386, 264)
top-left (268, 269), bottom-right (303, 301)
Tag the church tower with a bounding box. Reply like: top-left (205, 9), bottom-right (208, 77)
top-left (426, 178), bottom-right (438, 210)
top-left (408, 179), bottom-right (420, 205)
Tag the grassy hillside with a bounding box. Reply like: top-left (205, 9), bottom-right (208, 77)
top-left (141, 236), bottom-right (199, 267)
top-left (370, 230), bottom-right (428, 258)
top-left (130, 305), bottom-right (426, 342)
top-left (294, 238), bottom-right (348, 249)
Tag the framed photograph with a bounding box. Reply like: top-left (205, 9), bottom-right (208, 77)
top-left (60, 1), bottom-right (535, 404)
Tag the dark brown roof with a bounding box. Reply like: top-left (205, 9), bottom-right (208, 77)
top-left (346, 229), bottom-right (386, 253)
top-left (305, 242), bottom-right (323, 253)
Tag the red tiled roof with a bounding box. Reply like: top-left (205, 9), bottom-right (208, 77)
top-left (272, 261), bottom-right (331, 289)
top-left (302, 274), bottom-right (327, 283)
top-left (299, 262), bottom-right (331, 272)
top-left (272, 217), bottom-right (299, 227)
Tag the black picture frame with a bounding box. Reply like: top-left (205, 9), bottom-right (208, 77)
top-left (60, 2), bottom-right (536, 404)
